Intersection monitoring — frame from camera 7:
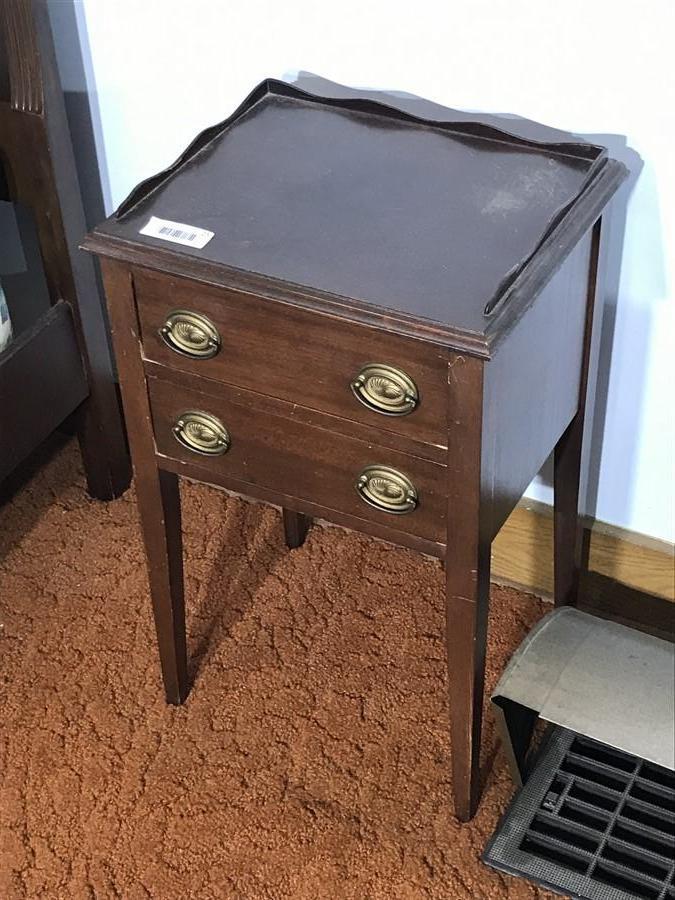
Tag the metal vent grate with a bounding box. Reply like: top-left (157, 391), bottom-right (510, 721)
top-left (484, 728), bottom-right (675, 900)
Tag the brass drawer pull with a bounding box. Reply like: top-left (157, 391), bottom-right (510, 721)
top-left (159, 309), bottom-right (221, 359)
top-left (356, 465), bottom-right (418, 514)
top-left (173, 410), bottom-right (230, 456)
top-left (350, 363), bottom-right (418, 416)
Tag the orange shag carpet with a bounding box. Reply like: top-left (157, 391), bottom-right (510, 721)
top-left (0, 441), bottom-right (557, 899)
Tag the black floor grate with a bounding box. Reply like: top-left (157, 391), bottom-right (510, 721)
top-left (484, 728), bottom-right (675, 900)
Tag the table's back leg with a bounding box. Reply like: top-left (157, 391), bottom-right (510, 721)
top-left (99, 258), bottom-right (188, 705)
top-left (282, 509), bottom-right (312, 549)
top-left (554, 217), bottom-right (604, 608)
top-left (553, 414), bottom-right (585, 608)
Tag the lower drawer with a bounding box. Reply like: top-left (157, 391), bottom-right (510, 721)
top-left (148, 376), bottom-right (446, 545)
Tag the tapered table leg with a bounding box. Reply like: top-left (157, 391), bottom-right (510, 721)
top-left (553, 413), bottom-right (585, 608)
top-left (553, 217), bottom-right (604, 609)
top-left (99, 258), bottom-right (188, 704)
top-left (282, 508), bottom-right (311, 549)
top-left (445, 352), bottom-right (491, 822)
top-left (135, 466), bottom-right (188, 704)
top-left (446, 542), bottom-right (491, 822)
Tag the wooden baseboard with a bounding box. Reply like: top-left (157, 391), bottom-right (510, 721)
top-left (492, 501), bottom-right (674, 602)
top-left (578, 570), bottom-right (674, 642)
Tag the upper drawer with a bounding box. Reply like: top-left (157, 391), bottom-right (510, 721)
top-left (133, 268), bottom-right (448, 448)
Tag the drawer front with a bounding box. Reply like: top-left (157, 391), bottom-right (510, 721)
top-left (148, 376), bottom-right (446, 544)
top-left (134, 268), bottom-right (448, 448)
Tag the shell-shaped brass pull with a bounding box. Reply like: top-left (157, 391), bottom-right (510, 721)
top-left (350, 363), bottom-right (418, 416)
top-left (356, 465), bottom-right (418, 514)
top-left (159, 309), bottom-right (221, 359)
top-left (173, 410), bottom-right (230, 456)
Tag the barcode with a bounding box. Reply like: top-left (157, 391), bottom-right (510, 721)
top-left (139, 216), bottom-right (214, 249)
top-left (159, 226), bottom-right (198, 242)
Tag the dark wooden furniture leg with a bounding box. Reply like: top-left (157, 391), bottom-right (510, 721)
top-left (100, 258), bottom-right (188, 704)
top-left (74, 345), bottom-right (131, 501)
top-left (554, 218), bottom-right (604, 609)
top-left (282, 509), bottom-right (311, 548)
top-left (136, 466), bottom-right (188, 704)
top-left (445, 353), bottom-right (490, 822)
top-left (553, 415), bottom-right (585, 609)
top-left (445, 541), bottom-right (491, 822)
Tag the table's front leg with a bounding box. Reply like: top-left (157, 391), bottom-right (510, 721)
top-left (100, 258), bottom-right (189, 705)
top-left (445, 539), bottom-right (491, 822)
top-left (445, 352), bottom-right (490, 822)
top-left (136, 466), bottom-right (188, 705)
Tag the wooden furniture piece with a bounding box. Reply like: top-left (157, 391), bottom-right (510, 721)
top-left (84, 79), bottom-right (627, 821)
top-left (0, 0), bottom-right (129, 496)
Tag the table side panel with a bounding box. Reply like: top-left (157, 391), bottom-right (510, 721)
top-left (481, 229), bottom-right (594, 540)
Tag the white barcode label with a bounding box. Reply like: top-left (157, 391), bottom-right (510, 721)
top-left (140, 216), bottom-right (214, 249)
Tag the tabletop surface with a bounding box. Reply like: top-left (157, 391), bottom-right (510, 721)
top-left (93, 80), bottom-right (609, 336)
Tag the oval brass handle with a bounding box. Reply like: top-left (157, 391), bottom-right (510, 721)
top-left (172, 410), bottom-right (230, 456)
top-left (355, 465), bottom-right (418, 515)
top-left (350, 363), bottom-right (418, 416)
top-left (159, 309), bottom-right (221, 359)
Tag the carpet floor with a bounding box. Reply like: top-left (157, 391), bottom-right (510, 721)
top-left (0, 440), bottom-right (558, 899)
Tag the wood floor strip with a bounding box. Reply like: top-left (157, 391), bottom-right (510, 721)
top-left (492, 502), bottom-right (674, 602)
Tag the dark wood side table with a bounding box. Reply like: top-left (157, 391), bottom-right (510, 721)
top-left (84, 80), bottom-right (627, 821)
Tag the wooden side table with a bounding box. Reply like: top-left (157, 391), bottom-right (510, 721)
top-left (84, 80), bottom-right (627, 821)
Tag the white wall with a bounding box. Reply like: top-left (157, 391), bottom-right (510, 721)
top-left (56, 0), bottom-right (673, 543)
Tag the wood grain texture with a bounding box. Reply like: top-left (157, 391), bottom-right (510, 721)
top-left (553, 218), bottom-right (603, 608)
top-left (85, 81), bottom-right (629, 825)
top-left (84, 79), bottom-right (628, 357)
top-left (143, 360), bottom-right (447, 465)
top-left (157, 452), bottom-right (445, 561)
top-left (135, 267), bottom-right (450, 449)
top-left (1, 0), bottom-right (43, 112)
top-left (148, 374), bottom-right (447, 545)
top-left (482, 160), bottom-right (627, 347)
top-left (480, 230), bottom-right (592, 541)
top-left (445, 352), bottom-right (491, 822)
top-left (99, 258), bottom-right (188, 704)
top-left (492, 503), bottom-right (674, 601)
